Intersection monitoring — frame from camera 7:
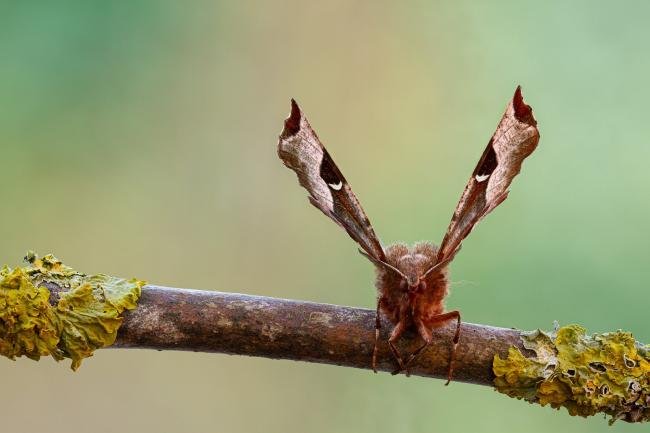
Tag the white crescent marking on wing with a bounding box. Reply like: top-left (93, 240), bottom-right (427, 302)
top-left (475, 174), bottom-right (490, 182)
top-left (328, 181), bottom-right (343, 191)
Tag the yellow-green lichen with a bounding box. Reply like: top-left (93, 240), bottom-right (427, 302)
top-left (494, 325), bottom-right (650, 424)
top-left (0, 252), bottom-right (144, 370)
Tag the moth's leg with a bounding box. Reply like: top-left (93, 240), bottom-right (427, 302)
top-left (445, 311), bottom-right (462, 385)
top-left (393, 311), bottom-right (461, 383)
top-left (372, 297), bottom-right (384, 373)
top-left (430, 311), bottom-right (461, 385)
top-left (387, 319), bottom-right (407, 375)
top-left (399, 320), bottom-right (434, 376)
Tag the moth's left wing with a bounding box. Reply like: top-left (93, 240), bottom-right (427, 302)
top-left (278, 99), bottom-right (386, 262)
top-left (437, 86), bottom-right (540, 263)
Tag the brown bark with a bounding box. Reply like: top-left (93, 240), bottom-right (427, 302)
top-left (112, 285), bottom-right (525, 385)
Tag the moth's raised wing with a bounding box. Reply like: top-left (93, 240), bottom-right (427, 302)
top-left (436, 86), bottom-right (540, 263)
top-left (278, 99), bottom-right (386, 262)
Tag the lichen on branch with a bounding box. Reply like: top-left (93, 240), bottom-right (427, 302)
top-left (0, 252), bottom-right (144, 370)
top-left (494, 325), bottom-right (650, 424)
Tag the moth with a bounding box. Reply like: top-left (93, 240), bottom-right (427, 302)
top-left (277, 87), bottom-right (539, 383)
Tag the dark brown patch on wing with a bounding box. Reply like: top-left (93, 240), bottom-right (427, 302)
top-left (474, 139), bottom-right (498, 178)
top-left (320, 149), bottom-right (345, 187)
top-left (512, 86), bottom-right (536, 125)
top-left (282, 99), bottom-right (301, 137)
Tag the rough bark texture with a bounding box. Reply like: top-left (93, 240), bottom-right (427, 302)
top-left (113, 285), bottom-right (525, 385)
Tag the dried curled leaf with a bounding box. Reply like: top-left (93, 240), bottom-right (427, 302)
top-left (0, 253), bottom-right (144, 370)
top-left (494, 325), bottom-right (650, 424)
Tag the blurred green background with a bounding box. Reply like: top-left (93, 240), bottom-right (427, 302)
top-left (1, 1), bottom-right (649, 432)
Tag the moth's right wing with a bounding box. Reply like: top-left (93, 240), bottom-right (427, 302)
top-left (437, 87), bottom-right (540, 263)
top-left (278, 99), bottom-right (387, 263)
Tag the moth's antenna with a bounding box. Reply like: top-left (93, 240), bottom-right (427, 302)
top-left (358, 249), bottom-right (406, 280)
top-left (421, 256), bottom-right (454, 280)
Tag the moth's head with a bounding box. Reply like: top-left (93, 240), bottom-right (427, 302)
top-left (395, 253), bottom-right (434, 293)
top-left (360, 242), bottom-right (444, 294)
top-left (399, 277), bottom-right (425, 295)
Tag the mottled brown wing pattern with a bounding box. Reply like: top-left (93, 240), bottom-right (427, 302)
top-left (278, 99), bottom-right (386, 262)
top-left (436, 86), bottom-right (540, 263)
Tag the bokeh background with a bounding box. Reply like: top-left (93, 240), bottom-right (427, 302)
top-left (1, 1), bottom-right (649, 432)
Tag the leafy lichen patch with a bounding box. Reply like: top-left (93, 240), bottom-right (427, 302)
top-left (494, 325), bottom-right (650, 424)
top-left (0, 253), bottom-right (144, 370)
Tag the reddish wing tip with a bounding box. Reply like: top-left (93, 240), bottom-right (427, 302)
top-left (512, 86), bottom-right (536, 126)
top-left (281, 99), bottom-right (301, 138)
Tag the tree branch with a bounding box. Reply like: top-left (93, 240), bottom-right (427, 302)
top-left (112, 285), bottom-right (523, 385)
top-left (23, 279), bottom-right (650, 423)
